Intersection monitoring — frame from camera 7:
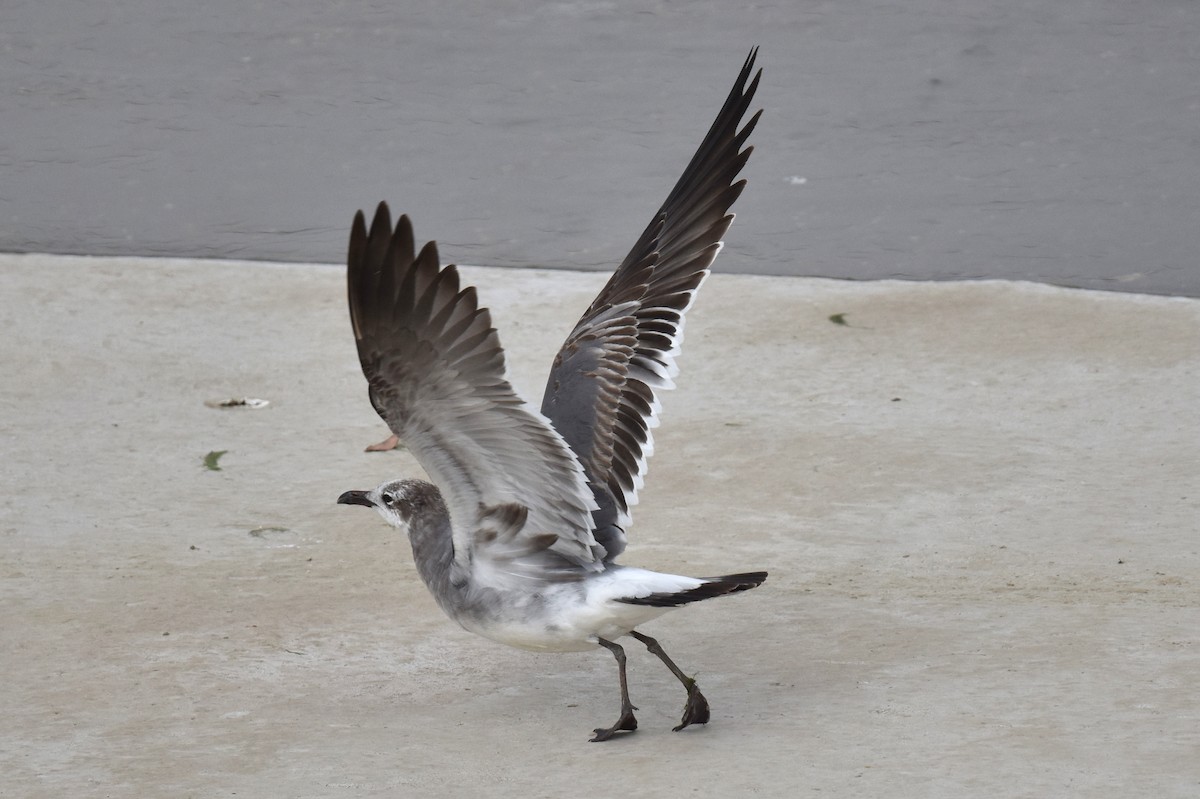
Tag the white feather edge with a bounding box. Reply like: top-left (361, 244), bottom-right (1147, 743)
top-left (609, 237), bottom-right (725, 529)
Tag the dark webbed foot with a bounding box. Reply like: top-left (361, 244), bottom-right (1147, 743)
top-left (674, 681), bottom-right (710, 731)
top-left (629, 630), bottom-right (712, 733)
top-left (592, 637), bottom-right (638, 742)
top-left (590, 702), bottom-right (638, 742)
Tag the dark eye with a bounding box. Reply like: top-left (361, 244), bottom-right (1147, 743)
top-left (381, 492), bottom-right (394, 505)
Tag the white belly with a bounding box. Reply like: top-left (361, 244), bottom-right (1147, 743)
top-left (453, 577), bottom-right (680, 652)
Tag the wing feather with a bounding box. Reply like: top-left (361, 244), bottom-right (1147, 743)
top-left (348, 204), bottom-right (604, 575)
top-left (541, 48), bottom-right (762, 558)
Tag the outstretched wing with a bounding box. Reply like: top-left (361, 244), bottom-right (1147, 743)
top-left (348, 204), bottom-right (604, 573)
top-left (540, 48), bottom-right (762, 559)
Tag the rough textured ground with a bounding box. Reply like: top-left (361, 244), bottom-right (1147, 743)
top-left (1, 254), bottom-right (1197, 797)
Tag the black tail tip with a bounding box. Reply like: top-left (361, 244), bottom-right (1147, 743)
top-left (712, 571), bottom-right (768, 594)
top-left (718, 570), bottom-right (768, 585)
top-left (617, 570), bottom-right (768, 608)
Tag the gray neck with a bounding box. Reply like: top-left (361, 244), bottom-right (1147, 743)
top-left (405, 485), bottom-right (460, 610)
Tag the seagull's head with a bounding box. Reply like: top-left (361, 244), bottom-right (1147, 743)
top-left (337, 478), bottom-right (440, 534)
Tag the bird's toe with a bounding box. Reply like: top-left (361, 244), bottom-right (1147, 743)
top-left (590, 707), bottom-right (638, 742)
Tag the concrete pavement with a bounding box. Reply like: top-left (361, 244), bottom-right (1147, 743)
top-left (1, 253), bottom-right (1197, 796)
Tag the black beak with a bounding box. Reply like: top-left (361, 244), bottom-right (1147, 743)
top-left (337, 489), bottom-right (375, 508)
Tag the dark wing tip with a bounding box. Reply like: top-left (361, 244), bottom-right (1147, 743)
top-left (415, 238), bottom-right (440, 270)
top-left (369, 201), bottom-right (392, 237)
top-left (740, 45), bottom-right (762, 92)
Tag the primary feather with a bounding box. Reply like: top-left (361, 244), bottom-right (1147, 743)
top-left (540, 48), bottom-right (762, 560)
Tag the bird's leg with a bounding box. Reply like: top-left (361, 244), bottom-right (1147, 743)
top-left (590, 637), bottom-right (638, 742)
top-left (629, 630), bottom-right (710, 731)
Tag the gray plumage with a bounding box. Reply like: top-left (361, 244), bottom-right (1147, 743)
top-left (338, 48), bottom-right (766, 741)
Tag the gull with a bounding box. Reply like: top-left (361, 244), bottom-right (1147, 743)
top-left (337, 49), bottom-right (766, 742)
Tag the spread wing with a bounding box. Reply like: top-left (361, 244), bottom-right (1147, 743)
top-left (540, 48), bottom-right (762, 561)
top-left (347, 203), bottom-right (604, 573)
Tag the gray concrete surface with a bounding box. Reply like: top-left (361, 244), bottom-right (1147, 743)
top-left (1, 253), bottom-right (1197, 796)
top-left (4, 1), bottom-right (1200, 296)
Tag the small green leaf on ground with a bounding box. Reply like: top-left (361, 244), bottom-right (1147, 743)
top-left (203, 450), bottom-right (228, 471)
top-left (828, 313), bottom-right (849, 326)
